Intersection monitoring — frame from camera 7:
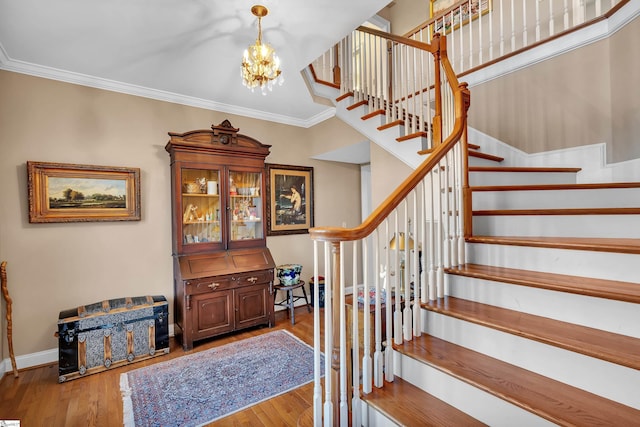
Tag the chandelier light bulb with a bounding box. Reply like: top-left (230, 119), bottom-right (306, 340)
top-left (241, 5), bottom-right (283, 93)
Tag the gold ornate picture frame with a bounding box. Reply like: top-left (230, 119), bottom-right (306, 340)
top-left (265, 163), bottom-right (314, 236)
top-left (27, 161), bottom-right (141, 223)
top-left (431, 0), bottom-right (492, 34)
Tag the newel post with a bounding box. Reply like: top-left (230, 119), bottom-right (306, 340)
top-left (459, 82), bottom-right (473, 239)
top-left (432, 32), bottom-right (443, 147)
top-left (332, 43), bottom-right (341, 86)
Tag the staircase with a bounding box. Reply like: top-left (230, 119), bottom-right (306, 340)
top-left (304, 4), bottom-right (640, 425)
top-left (305, 81), bottom-right (640, 425)
top-left (368, 163), bottom-right (640, 425)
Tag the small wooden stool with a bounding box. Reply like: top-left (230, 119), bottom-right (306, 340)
top-left (274, 280), bottom-right (311, 324)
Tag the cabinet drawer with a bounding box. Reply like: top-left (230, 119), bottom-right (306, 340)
top-left (186, 277), bottom-right (232, 295)
top-left (233, 270), bottom-right (272, 287)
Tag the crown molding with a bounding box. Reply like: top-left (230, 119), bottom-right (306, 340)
top-left (0, 46), bottom-right (335, 128)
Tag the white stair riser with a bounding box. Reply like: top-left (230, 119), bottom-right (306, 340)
top-left (466, 242), bottom-right (640, 282)
top-left (422, 311), bottom-right (640, 410)
top-left (470, 171), bottom-right (577, 186)
top-left (394, 349), bottom-right (556, 426)
top-left (468, 156), bottom-right (503, 167)
top-left (447, 275), bottom-right (639, 338)
top-left (363, 406), bottom-right (400, 427)
top-left (473, 214), bottom-right (640, 238)
top-left (473, 187), bottom-right (640, 210)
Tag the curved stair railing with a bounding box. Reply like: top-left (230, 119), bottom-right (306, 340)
top-left (308, 28), bottom-right (470, 426)
top-left (312, 0), bottom-right (629, 85)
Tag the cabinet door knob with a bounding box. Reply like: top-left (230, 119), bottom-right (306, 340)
top-left (248, 276), bottom-right (258, 284)
top-left (208, 282), bottom-right (220, 290)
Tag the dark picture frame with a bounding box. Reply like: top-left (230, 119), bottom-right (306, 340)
top-left (265, 163), bottom-right (314, 236)
top-left (27, 161), bottom-right (141, 223)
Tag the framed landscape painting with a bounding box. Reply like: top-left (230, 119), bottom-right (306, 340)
top-left (265, 164), bottom-right (314, 236)
top-left (27, 161), bottom-right (141, 223)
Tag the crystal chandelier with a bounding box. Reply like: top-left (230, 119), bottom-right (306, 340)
top-left (241, 5), bottom-right (283, 95)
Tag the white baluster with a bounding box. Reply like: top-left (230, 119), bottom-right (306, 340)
top-left (362, 237), bottom-right (372, 394)
top-left (549, 0), bottom-right (555, 36)
top-left (393, 210), bottom-right (403, 345)
top-left (313, 241), bottom-right (322, 427)
top-left (413, 186), bottom-right (422, 336)
top-left (323, 242), bottom-right (333, 427)
top-left (523, 0), bottom-right (528, 46)
top-left (535, 0), bottom-right (541, 42)
top-left (499, 0), bottom-right (505, 56)
top-left (374, 228), bottom-right (384, 387)
top-left (339, 242), bottom-right (347, 427)
top-left (428, 170), bottom-right (437, 301)
top-left (351, 241), bottom-right (361, 427)
top-left (436, 159), bottom-right (445, 298)
top-left (383, 220), bottom-right (394, 382)
top-left (489, 0), bottom-right (494, 60)
top-left (511, 0), bottom-right (516, 51)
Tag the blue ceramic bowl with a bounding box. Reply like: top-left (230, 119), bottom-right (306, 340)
top-left (277, 264), bottom-right (302, 285)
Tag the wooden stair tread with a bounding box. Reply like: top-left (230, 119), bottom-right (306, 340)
top-left (335, 92), bottom-right (354, 102)
top-left (361, 109), bottom-right (385, 120)
top-left (445, 263), bottom-right (640, 304)
top-left (394, 334), bottom-right (640, 426)
top-left (469, 150), bottom-right (504, 162)
top-left (469, 166), bottom-right (582, 173)
top-left (466, 235), bottom-right (640, 254)
top-left (377, 119), bottom-right (404, 131)
top-left (347, 100), bottom-right (368, 111)
top-left (361, 377), bottom-right (487, 426)
top-left (397, 131), bottom-right (427, 142)
top-left (422, 296), bottom-right (640, 370)
top-left (473, 207), bottom-right (640, 215)
top-left (472, 182), bottom-right (640, 191)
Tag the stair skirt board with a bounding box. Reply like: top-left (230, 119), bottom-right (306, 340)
top-left (466, 242), bottom-right (640, 283)
top-left (392, 349), bottom-right (557, 427)
top-left (472, 214), bottom-right (640, 238)
top-left (446, 275), bottom-right (639, 339)
top-left (420, 310), bottom-right (640, 410)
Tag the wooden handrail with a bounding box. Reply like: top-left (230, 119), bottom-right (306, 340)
top-left (356, 25), bottom-right (438, 54)
top-left (310, 34), bottom-right (470, 243)
top-left (308, 26), bottom-right (471, 427)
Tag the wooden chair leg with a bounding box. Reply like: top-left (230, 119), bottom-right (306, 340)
top-left (1, 261), bottom-right (19, 377)
top-left (301, 285), bottom-right (312, 313)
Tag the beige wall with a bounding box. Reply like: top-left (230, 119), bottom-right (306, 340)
top-left (468, 15), bottom-right (639, 163)
top-left (0, 70), bottom-right (362, 358)
top-left (370, 143), bottom-right (413, 208)
top-left (610, 15), bottom-right (640, 161)
top-left (384, 0), bottom-right (429, 35)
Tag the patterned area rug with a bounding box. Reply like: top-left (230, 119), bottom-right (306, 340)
top-left (120, 330), bottom-right (322, 427)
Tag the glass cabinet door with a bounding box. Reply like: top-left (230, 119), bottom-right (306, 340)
top-left (228, 170), bottom-right (263, 242)
top-left (181, 168), bottom-right (222, 247)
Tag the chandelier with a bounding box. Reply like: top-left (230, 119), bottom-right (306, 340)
top-left (241, 5), bottom-right (283, 94)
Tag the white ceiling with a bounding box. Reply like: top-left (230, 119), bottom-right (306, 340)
top-left (0, 0), bottom-right (390, 127)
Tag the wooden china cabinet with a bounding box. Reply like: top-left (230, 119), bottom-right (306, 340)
top-left (166, 120), bottom-right (275, 350)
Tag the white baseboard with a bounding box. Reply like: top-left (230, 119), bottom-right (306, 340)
top-left (468, 127), bottom-right (640, 183)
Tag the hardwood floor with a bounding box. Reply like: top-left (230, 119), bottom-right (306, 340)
top-left (0, 307), bottom-right (318, 427)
